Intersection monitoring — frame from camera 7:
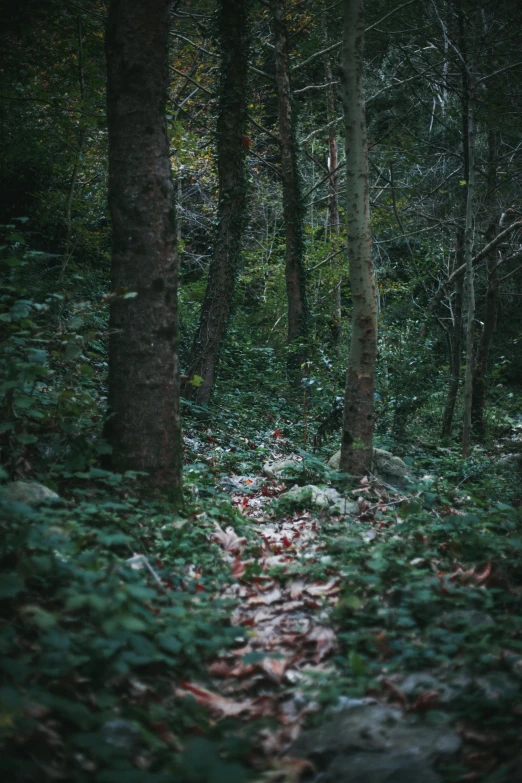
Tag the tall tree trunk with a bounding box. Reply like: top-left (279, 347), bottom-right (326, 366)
top-left (472, 49), bottom-right (499, 440)
top-left (339, 0), bottom-right (377, 476)
top-left (460, 13), bottom-right (476, 457)
top-left (104, 0), bottom-right (182, 503)
top-left (272, 0), bottom-right (308, 376)
top-left (184, 0), bottom-right (249, 405)
top-left (63, 17), bottom-right (87, 271)
top-left (325, 50), bottom-right (342, 346)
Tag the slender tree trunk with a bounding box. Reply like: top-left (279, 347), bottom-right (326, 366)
top-left (63, 18), bottom-right (86, 270)
top-left (272, 0), bottom-right (308, 375)
top-left (471, 50), bottom-right (499, 440)
top-left (184, 0), bottom-right (249, 405)
top-left (339, 0), bottom-right (377, 476)
top-left (441, 263), bottom-right (464, 439)
top-left (325, 51), bottom-right (342, 346)
top-left (460, 11), bottom-right (476, 457)
top-left (104, 0), bottom-right (182, 503)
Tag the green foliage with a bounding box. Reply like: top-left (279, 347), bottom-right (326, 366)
top-left (0, 477), bottom-right (246, 780)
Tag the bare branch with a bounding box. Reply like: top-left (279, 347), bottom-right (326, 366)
top-left (170, 65), bottom-right (214, 96)
top-left (294, 80), bottom-right (339, 95)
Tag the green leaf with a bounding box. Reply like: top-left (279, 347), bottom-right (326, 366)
top-left (156, 633), bottom-right (182, 655)
top-left (118, 615), bottom-right (149, 632)
top-left (64, 342), bottom-right (82, 361)
top-left (80, 363), bottom-right (94, 377)
top-left (15, 434), bottom-right (38, 444)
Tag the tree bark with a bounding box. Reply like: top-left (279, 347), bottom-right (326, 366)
top-left (441, 263), bottom-right (464, 439)
top-left (460, 13), bottom-right (476, 457)
top-left (339, 0), bottom-right (377, 476)
top-left (184, 0), bottom-right (249, 405)
top-left (471, 49), bottom-right (499, 440)
top-left (104, 0), bottom-right (182, 503)
top-left (272, 0), bottom-right (309, 375)
top-left (325, 50), bottom-right (342, 346)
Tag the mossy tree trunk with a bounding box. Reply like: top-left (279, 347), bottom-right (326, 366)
top-left (184, 0), bottom-right (250, 405)
top-left (339, 0), bottom-right (377, 476)
top-left (104, 0), bottom-right (182, 503)
top-left (272, 0), bottom-right (309, 378)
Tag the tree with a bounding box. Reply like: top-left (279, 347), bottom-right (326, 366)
top-left (184, 0), bottom-right (250, 405)
top-left (339, 0), bottom-right (377, 476)
top-left (271, 0), bottom-right (309, 376)
top-left (104, 0), bottom-right (182, 502)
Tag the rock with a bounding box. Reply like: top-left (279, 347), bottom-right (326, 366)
top-left (263, 458), bottom-right (302, 480)
top-left (330, 497), bottom-right (359, 516)
top-left (277, 484), bottom-right (357, 515)
top-left (0, 481), bottom-right (62, 506)
top-left (290, 703), bottom-right (460, 783)
top-left (219, 475), bottom-right (260, 492)
top-left (101, 718), bottom-right (141, 752)
top-left (398, 672), bottom-right (462, 704)
top-left (278, 484), bottom-right (334, 509)
top-left (328, 448), bottom-right (410, 486)
top-left (322, 752), bottom-right (442, 783)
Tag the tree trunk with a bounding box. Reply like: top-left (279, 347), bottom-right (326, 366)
top-left (272, 0), bottom-right (308, 376)
top-left (184, 0), bottom-right (249, 405)
top-left (441, 264), bottom-right (464, 439)
top-left (104, 0), bottom-right (182, 503)
top-left (471, 49), bottom-right (499, 440)
top-left (460, 12), bottom-right (476, 457)
top-left (325, 50), bottom-right (342, 346)
top-left (339, 0), bottom-right (377, 476)
top-left (63, 17), bottom-right (86, 271)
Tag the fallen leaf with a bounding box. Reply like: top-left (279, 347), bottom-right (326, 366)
top-left (175, 682), bottom-right (253, 717)
top-left (211, 522), bottom-right (247, 553)
top-left (248, 587), bottom-right (282, 606)
top-left (305, 625), bottom-right (337, 661)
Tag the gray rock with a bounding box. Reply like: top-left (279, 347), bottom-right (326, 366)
top-left (219, 475), bottom-right (260, 492)
top-left (398, 672), bottom-right (461, 704)
top-left (330, 496), bottom-right (359, 516)
top-left (279, 484), bottom-right (335, 509)
top-left (291, 703), bottom-right (460, 782)
top-left (328, 448), bottom-right (410, 486)
top-left (0, 481), bottom-right (62, 506)
top-left (263, 458), bottom-right (302, 480)
top-left (323, 752), bottom-right (442, 783)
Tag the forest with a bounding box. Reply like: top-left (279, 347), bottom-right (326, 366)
top-left (1, 0), bottom-right (522, 780)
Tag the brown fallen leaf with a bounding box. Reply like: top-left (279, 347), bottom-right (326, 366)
top-left (305, 578), bottom-right (340, 597)
top-left (175, 682), bottom-right (253, 717)
top-left (211, 522), bottom-right (247, 553)
top-left (288, 579), bottom-right (306, 599)
top-left (259, 656), bottom-right (289, 684)
top-left (248, 587), bottom-right (283, 606)
top-left (305, 625), bottom-right (337, 661)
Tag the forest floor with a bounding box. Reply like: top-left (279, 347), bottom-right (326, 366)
top-left (173, 429), bottom-right (522, 783)
top-left (2, 417), bottom-right (522, 782)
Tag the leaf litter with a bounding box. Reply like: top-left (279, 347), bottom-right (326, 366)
top-left (176, 468), bottom-right (522, 781)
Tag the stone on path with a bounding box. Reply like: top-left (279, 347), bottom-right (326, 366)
top-left (0, 481), bottom-right (62, 506)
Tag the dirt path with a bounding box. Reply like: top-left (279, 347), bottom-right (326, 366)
top-left (176, 469), bottom-right (522, 782)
